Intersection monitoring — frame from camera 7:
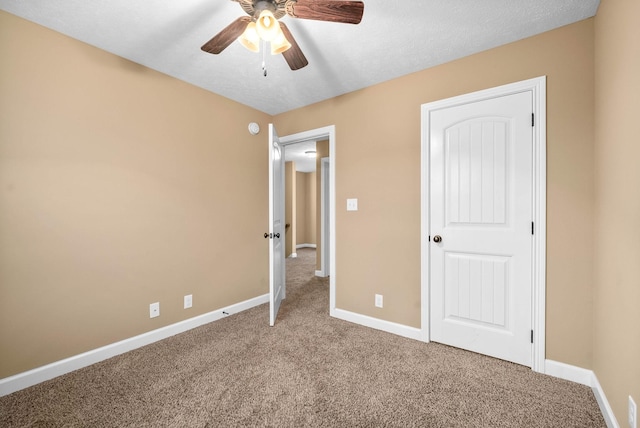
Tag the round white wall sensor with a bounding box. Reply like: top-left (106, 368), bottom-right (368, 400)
top-left (248, 122), bottom-right (260, 135)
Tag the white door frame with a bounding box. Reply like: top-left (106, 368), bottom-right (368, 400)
top-left (420, 76), bottom-right (547, 372)
top-left (279, 126), bottom-right (336, 313)
top-left (317, 157), bottom-right (331, 277)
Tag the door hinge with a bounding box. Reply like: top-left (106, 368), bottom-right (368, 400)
top-left (531, 222), bottom-right (534, 235)
top-left (532, 113), bottom-right (535, 127)
top-left (531, 330), bottom-right (534, 344)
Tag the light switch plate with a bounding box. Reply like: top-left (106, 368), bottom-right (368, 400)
top-left (375, 294), bottom-right (383, 308)
top-left (149, 302), bottom-right (160, 318)
top-left (347, 198), bottom-right (358, 211)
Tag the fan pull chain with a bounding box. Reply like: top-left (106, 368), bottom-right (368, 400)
top-left (261, 40), bottom-right (267, 77)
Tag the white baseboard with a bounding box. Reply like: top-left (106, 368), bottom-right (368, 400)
top-left (289, 252), bottom-right (298, 258)
top-left (331, 308), bottom-right (422, 341)
top-left (296, 244), bottom-right (316, 249)
top-left (545, 359), bottom-right (594, 385)
top-left (0, 293), bottom-right (269, 397)
top-left (545, 360), bottom-right (619, 428)
top-left (315, 270), bottom-right (327, 277)
top-left (591, 373), bottom-right (619, 428)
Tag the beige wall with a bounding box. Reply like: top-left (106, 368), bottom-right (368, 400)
top-left (594, 0), bottom-right (640, 422)
top-left (295, 172), bottom-right (307, 245)
top-left (276, 20), bottom-right (596, 368)
top-left (0, 11), bottom-right (271, 378)
top-left (287, 169), bottom-right (316, 254)
top-left (295, 171), bottom-right (316, 246)
top-left (285, 162), bottom-right (296, 257)
top-left (306, 172), bottom-right (317, 245)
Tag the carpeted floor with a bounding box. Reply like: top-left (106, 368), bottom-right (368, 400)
top-left (0, 248), bottom-right (605, 427)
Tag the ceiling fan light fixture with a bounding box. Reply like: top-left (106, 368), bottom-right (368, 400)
top-left (256, 10), bottom-right (280, 41)
top-left (201, 0), bottom-right (364, 71)
top-left (270, 28), bottom-right (291, 55)
top-left (238, 21), bottom-right (260, 52)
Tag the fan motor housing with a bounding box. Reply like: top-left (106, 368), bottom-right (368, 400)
top-left (240, 0), bottom-right (289, 20)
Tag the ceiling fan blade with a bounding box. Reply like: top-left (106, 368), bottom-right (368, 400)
top-left (286, 0), bottom-right (364, 24)
top-left (201, 16), bottom-right (251, 54)
top-left (279, 23), bottom-right (308, 70)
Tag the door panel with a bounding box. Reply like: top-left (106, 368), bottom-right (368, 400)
top-left (430, 92), bottom-right (533, 366)
top-left (444, 252), bottom-right (508, 328)
top-left (445, 119), bottom-right (508, 225)
top-left (269, 124), bottom-right (285, 326)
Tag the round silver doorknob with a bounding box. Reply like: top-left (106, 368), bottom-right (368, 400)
top-left (433, 235), bottom-right (442, 243)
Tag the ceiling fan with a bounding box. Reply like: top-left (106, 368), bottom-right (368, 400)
top-left (201, 0), bottom-right (365, 71)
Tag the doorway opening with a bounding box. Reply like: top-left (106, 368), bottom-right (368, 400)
top-left (282, 140), bottom-right (322, 266)
top-left (279, 126), bottom-right (337, 315)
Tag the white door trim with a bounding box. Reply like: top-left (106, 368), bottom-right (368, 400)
top-left (279, 126), bottom-right (336, 313)
top-left (420, 76), bottom-right (547, 372)
top-left (317, 157), bottom-right (331, 277)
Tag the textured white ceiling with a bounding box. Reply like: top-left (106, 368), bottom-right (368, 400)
top-left (0, 0), bottom-right (599, 116)
top-left (284, 139), bottom-right (317, 173)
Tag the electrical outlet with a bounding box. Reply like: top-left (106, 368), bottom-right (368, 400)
top-left (630, 396), bottom-right (637, 428)
top-left (149, 302), bottom-right (160, 318)
top-left (184, 294), bottom-right (193, 309)
top-left (347, 198), bottom-right (358, 211)
top-left (375, 294), bottom-right (383, 308)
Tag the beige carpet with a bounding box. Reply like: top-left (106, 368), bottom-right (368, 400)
top-left (1, 248), bottom-right (605, 427)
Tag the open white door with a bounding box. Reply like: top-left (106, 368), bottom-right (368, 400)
top-left (268, 123), bottom-right (286, 326)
